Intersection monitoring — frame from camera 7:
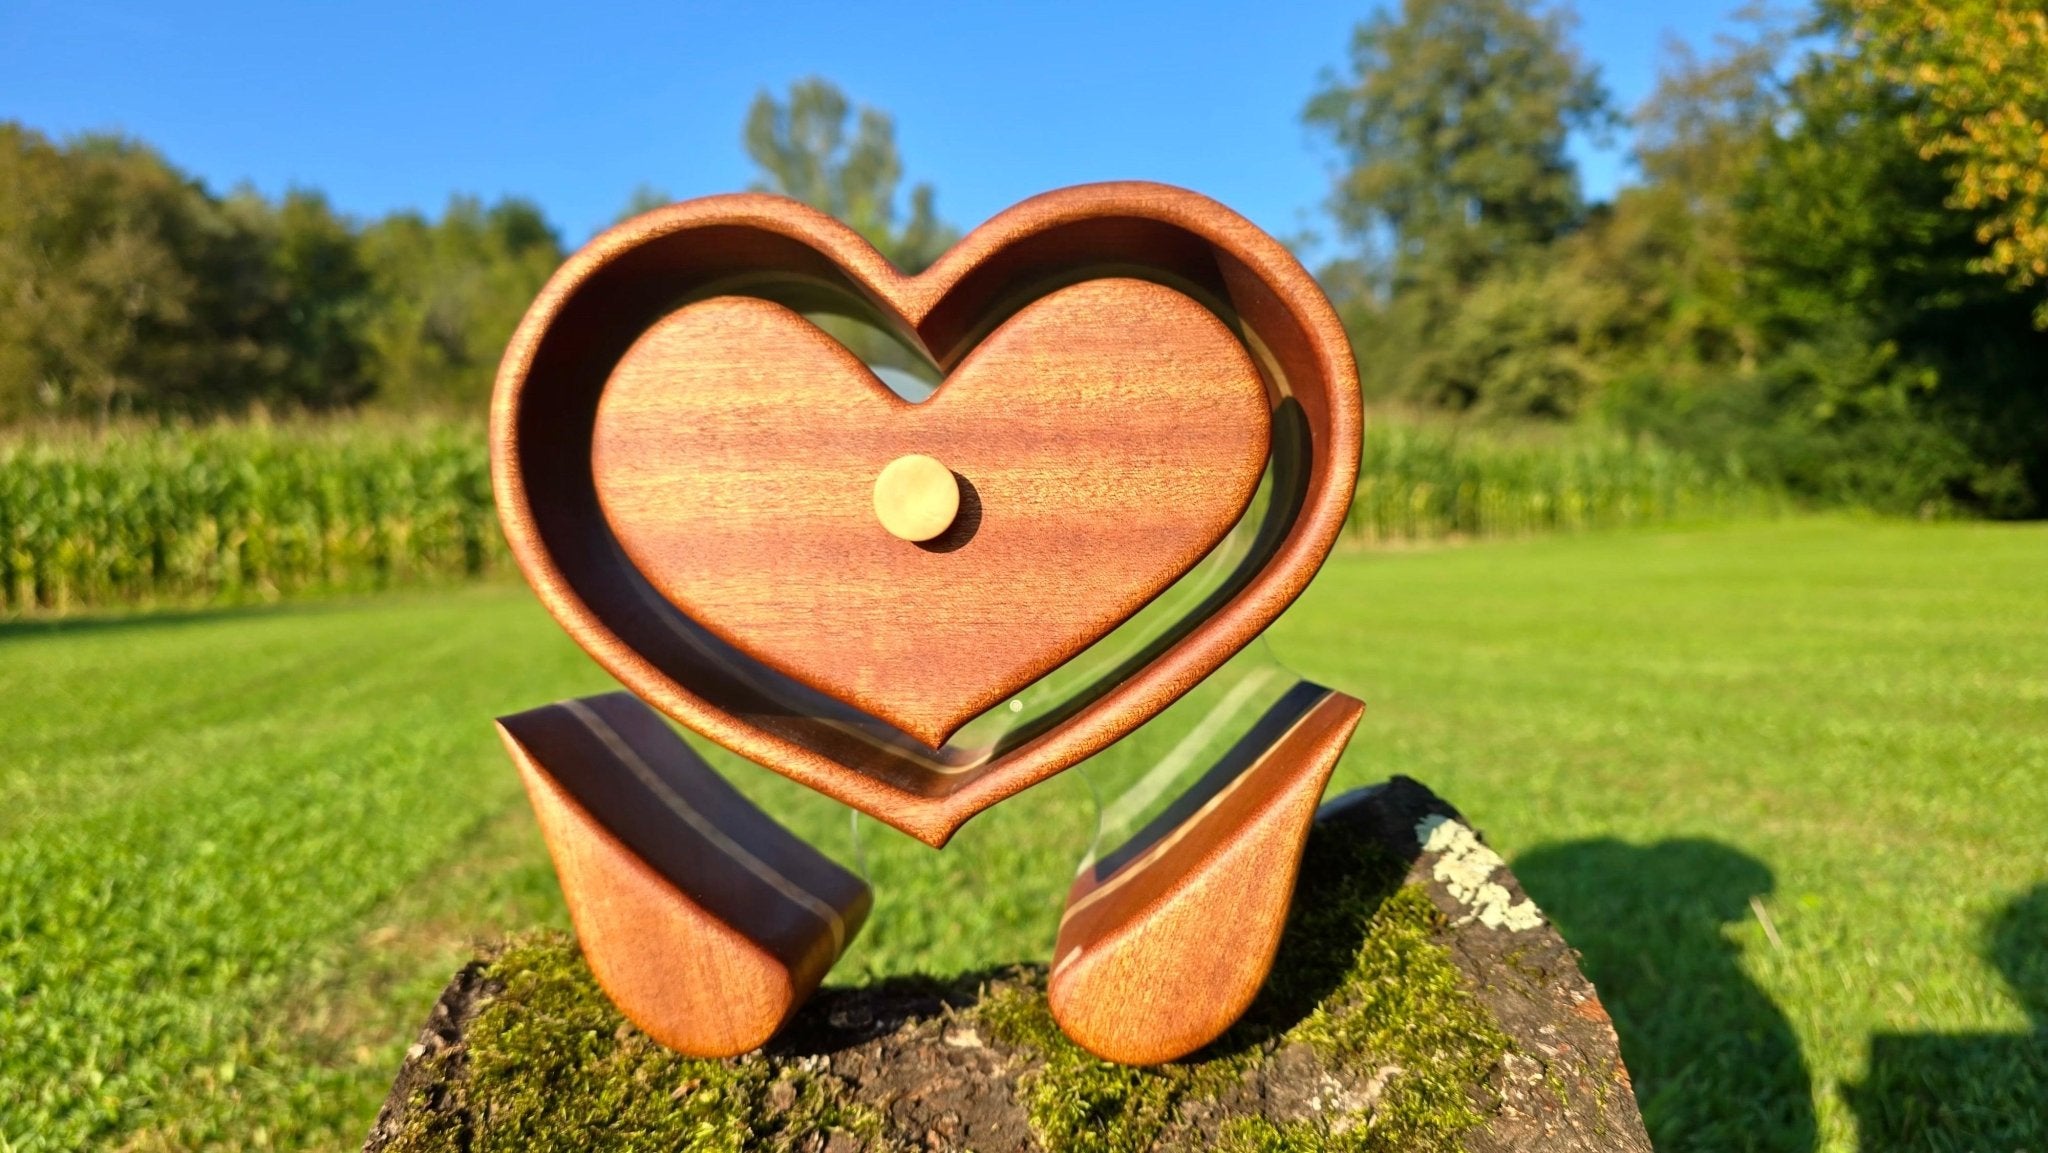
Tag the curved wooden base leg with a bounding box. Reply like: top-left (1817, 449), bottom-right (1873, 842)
top-left (496, 691), bottom-right (871, 1058)
top-left (1048, 683), bottom-right (1365, 1065)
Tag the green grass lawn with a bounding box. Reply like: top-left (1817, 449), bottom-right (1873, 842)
top-left (3, 518), bottom-right (2043, 1151)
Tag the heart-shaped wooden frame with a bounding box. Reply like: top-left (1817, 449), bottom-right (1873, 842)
top-left (493, 182), bottom-right (1360, 847)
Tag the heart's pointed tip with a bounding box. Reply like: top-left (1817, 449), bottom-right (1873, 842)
top-left (890, 710), bottom-right (965, 755)
top-left (905, 816), bottom-right (962, 850)
top-left (848, 688), bottom-right (991, 753)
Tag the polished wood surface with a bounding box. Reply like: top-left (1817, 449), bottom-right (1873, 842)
top-left (497, 692), bottom-right (871, 1057)
top-left (1047, 685), bottom-right (1364, 1065)
top-left (591, 278), bottom-right (1269, 749)
top-left (493, 182), bottom-right (1363, 846)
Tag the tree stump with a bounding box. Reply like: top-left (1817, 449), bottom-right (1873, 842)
top-left (365, 778), bottom-right (1650, 1152)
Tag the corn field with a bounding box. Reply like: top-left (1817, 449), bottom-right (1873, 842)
top-left (0, 419), bottom-right (504, 613)
top-left (1345, 419), bottom-right (1783, 545)
top-left (0, 413), bottom-right (1785, 615)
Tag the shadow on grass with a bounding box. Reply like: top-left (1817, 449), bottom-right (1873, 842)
top-left (0, 584), bottom-right (501, 641)
top-left (0, 601), bottom-right (299, 640)
top-left (1513, 838), bottom-right (1817, 1153)
top-left (1845, 883), bottom-right (2048, 1151)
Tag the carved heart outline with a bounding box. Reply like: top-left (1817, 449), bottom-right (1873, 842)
top-left (493, 182), bottom-right (1361, 847)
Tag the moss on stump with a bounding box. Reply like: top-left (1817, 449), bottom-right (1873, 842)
top-left (365, 778), bottom-right (1650, 1152)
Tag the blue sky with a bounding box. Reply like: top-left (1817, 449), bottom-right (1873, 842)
top-left (3, 0), bottom-right (1750, 249)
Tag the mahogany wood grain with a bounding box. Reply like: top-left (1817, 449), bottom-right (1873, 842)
top-left (493, 182), bottom-right (1363, 846)
top-left (591, 278), bottom-right (1269, 750)
top-left (1047, 685), bottom-right (1364, 1065)
top-left (496, 692), bottom-right (871, 1057)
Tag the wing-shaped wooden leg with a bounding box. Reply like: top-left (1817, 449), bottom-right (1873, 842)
top-left (496, 691), bottom-right (871, 1058)
top-left (1049, 683), bottom-right (1365, 1065)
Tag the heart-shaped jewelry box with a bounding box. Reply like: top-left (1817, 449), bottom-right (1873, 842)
top-left (494, 182), bottom-right (1359, 849)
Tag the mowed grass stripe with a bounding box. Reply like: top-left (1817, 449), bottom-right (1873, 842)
top-left (2, 518), bottom-right (2043, 1151)
top-left (1296, 524), bottom-right (2047, 852)
top-left (0, 595), bottom-right (589, 833)
top-left (0, 585), bottom-right (1092, 1149)
top-left (0, 589), bottom-right (596, 1148)
top-left (1274, 518), bottom-right (2048, 1149)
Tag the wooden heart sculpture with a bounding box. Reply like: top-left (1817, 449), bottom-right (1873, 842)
top-left (494, 182), bottom-right (1360, 847)
top-left (591, 278), bottom-right (1271, 749)
top-left (493, 183), bottom-right (1367, 1064)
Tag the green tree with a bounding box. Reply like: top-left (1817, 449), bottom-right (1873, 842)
top-left (1604, 5), bottom-right (2048, 517)
top-left (258, 189), bottom-right (375, 407)
top-left (1305, 0), bottom-right (1612, 407)
top-left (358, 196), bottom-right (563, 409)
top-left (1736, 12), bottom-right (2047, 515)
top-left (1610, 16), bottom-right (1789, 378)
top-left (1488, 9), bottom-right (1794, 433)
top-left (1306, 0), bottom-right (1611, 290)
top-left (0, 125), bottom-right (211, 420)
top-left (1845, 0), bottom-right (2048, 323)
top-left (0, 125), bottom-right (378, 420)
top-left (744, 78), bottom-right (956, 272)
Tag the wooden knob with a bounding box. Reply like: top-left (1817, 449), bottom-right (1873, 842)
top-left (872, 455), bottom-right (960, 542)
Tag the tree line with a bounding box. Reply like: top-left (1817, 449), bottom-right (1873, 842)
top-left (1307, 0), bottom-right (2046, 516)
top-left (2, 0), bottom-right (2043, 516)
top-left (0, 125), bottom-right (561, 422)
top-left (0, 79), bottom-right (941, 426)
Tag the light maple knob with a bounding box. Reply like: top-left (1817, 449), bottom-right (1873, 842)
top-left (872, 454), bottom-right (960, 542)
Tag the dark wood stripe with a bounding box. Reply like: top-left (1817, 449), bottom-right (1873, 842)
top-left (497, 692), bottom-right (868, 965)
